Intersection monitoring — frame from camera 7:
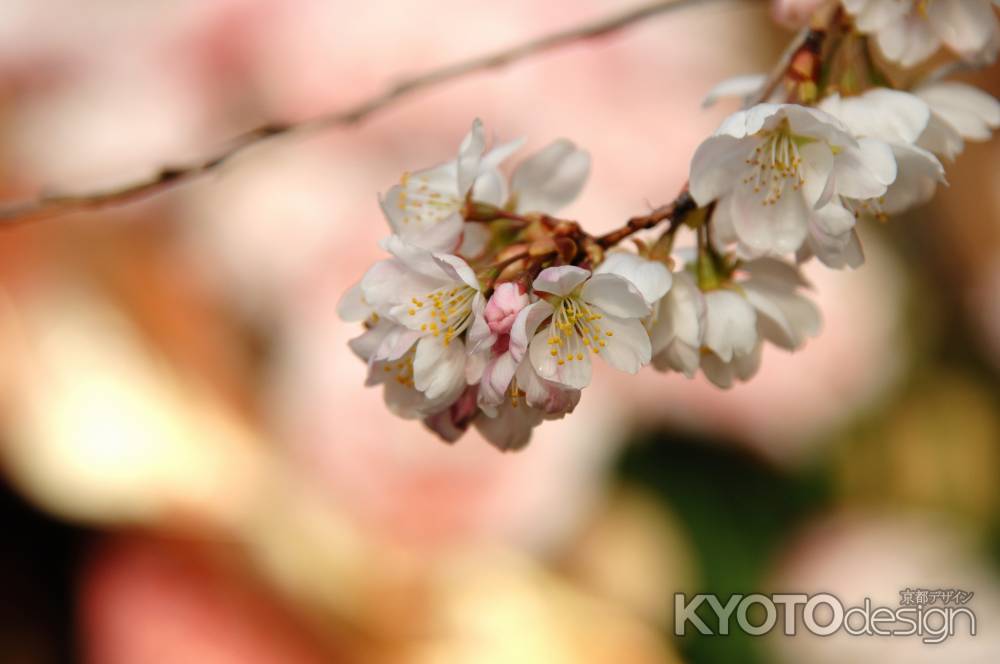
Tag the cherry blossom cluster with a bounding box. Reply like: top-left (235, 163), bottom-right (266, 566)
top-left (341, 1), bottom-right (999, 451)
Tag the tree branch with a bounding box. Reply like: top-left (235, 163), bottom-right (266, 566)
top-left (596, 189), bottom-right (694, 248)
top-left (0, 0), bottom-right (724, 226)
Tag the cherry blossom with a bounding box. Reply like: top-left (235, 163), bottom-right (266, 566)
top-left (699, 259), bottom-right (820, 388)
top-left (528, 265), bottom-right (661, 389)
top-left (690, 103), bottom-right (895, 259)
top-left (842, 0), bottom-right (1000, 66)
top-left (379, 118), bottom-right (523, 252)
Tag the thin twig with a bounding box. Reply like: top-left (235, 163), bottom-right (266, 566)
top-left (596, 189), bottom-right (694, 248)
top-left (0, 0), bottom-right (721, 226)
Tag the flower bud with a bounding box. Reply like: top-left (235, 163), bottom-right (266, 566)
top-left (484, 282), bottom-right (529, 335)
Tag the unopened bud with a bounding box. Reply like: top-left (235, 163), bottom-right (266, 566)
top-left (529, 237), bottom-right (558, 257)
top-left (554, 237), bottom-right (578, 263)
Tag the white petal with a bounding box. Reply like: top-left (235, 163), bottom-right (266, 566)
top-left (471, 169), bottom-right (508, 207)
top-left (413, 336), bottom-right (467, 401)
top-left (464, 346), bottom-right (489, 385)
top-left (432, 253), bottom-right (480, 290)
top-left (348, 320), bottom-right (393, 362)
top-left (456, 118), bottom-right (486, 195)
top-left (581, 273), bottom-right (651, 318)
top-left (532, 265), bottom-right (591, 296)
top-left (831, 140), bottom-right (894, 201)
top-left (821, 89), bottom-right (931, 144)
top-left (509, 300), bottom-right (554, 361)
top-left (928, 0), bottom-right (997, 56)
top-left (916, 81), bottom-right (1000, 141)
top-left (529, 327), bottom-right (592, 389)
top-left (481, 137), bottom-right (526, 171)
top-left (881, 143), bottom-right (945, 214)
top-left (743, 282), bottom-right (821, 350)
top-left (702, 73), bottom-right (767, 108)
top-left (917, 113), bottom-right (965, 160)
top-left (594, 252), bottom-right (672, 306)
top-left (650, 271), bottom-right (705, 361)
top-left (393, 212), bottom-right (463, 253)
top-left (689, 135), bottom-right (750, 205)
top-left (805, 225), bottom-right (866, 269)
top-left (652, 339), bottom-right (701, 377)
top-left (847, 0), bottom-right (909, 31)
top-left (594, 314), bottom-right (652, 374)
top-left (878, 15), bottom-right (941, 66)
top-left (465, 293), bottom-right (496, 353)
top-left (479, 351), bottom-right (520, 406)
top-left (457, 222), bottom-right (490, 259)
top-left (734, 341), bottom-right (764, 381)
top-left (730, 187), bottom-right (810, 256)
top-left (511, 139), bottom-right (591, 214)
top-left (798, 141), bottom-right (835, 208)
top-left (810, 201), bottom-right (857, 237)
top-left (515, 362), bottom-right (580, 415)
top-left (741, 257), bottom-right (812, 290)
top-left (360, 257), bottom-right (438, 313)
top-left (700, 352), bottom-right (736, 389)
top-left (382, 235), bottom-right (453, 281)
top-left (372, 325), bottom-right (421, 363)
top-left (783, 105), bottom-right (853, 146)
top-left (710, 193), bottom-right (739, 250)
top-left (472, 138), bottom-right (525, 207)
top-left (381, 377), bottom-right (438, 420)
top-left (859, 137), bottom-right (898, 188)
top-left (703, 290), bottom-right (758, 362)
top-left (699, 340), bottom-right (762, 388)
top-left (337, 281), bottom-right (372, 322)
top-left (716, 103), bottom-right (783, 138)
top-left (474, 400), bottom-right (544, 452)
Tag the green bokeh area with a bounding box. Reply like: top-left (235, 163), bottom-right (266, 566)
top-left (618, 432), bottom-right (833, 664)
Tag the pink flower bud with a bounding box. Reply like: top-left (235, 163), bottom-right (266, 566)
top-left (484, 282), bottom-right (529, 335)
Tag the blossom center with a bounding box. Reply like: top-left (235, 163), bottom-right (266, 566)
top-left (397, 171), bottom-right (462, 226)
top-left (545, 295), bottom-right (613, 366)
top-left (743, 121), bottom-right (808, 206)
top-left (845, 196), bottom-right (889, 222)
top-left (382, 351), bottom-right (415, 387)
top-left (408, 284), bottom-right (477, 345)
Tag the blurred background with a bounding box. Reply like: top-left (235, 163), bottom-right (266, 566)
top-left (0, 1), bottom-right (998, 662)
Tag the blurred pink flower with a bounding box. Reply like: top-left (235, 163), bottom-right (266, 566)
top-left (80, 537), bottom-right (331, 664)
top-left (767, 513), bottom-right (1000, 663)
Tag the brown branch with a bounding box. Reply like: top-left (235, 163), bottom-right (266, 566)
top-left (596, 189), bottom-right (695, 248)
top-left (0, 0), bottom-right (724, 226)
